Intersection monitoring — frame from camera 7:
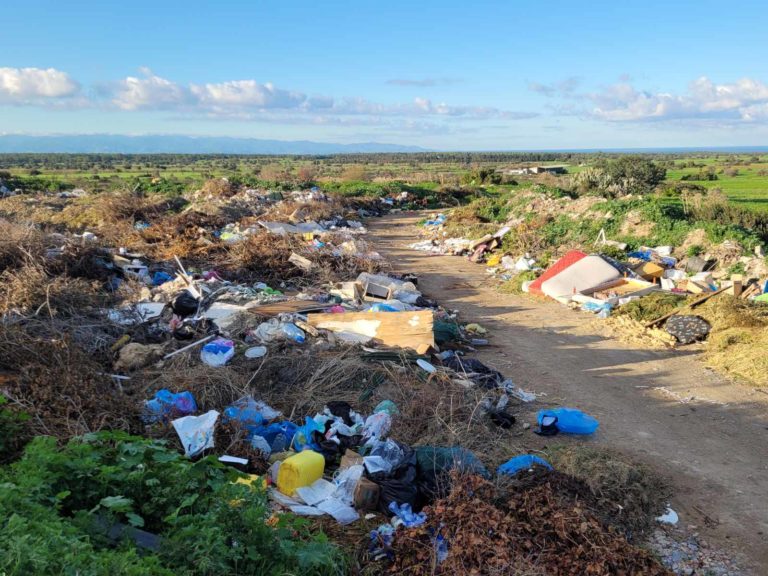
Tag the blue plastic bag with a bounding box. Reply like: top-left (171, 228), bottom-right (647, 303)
top-left (369, 303), bottom-right (399, 312)
top-left (537, 407), bottom-right (599, 435)
top-left (292, 416), bottom-right (323, 451)
top-left (143, 389), bottom-right (197, 423)
top-left (249, 421), bottom-right (299, 452)
top-left (497, 454), bottom-right (553, 476)
top-left (389, 502), bottom-right (427, 527)
top-left (152, 271), bottom-right (173, 286)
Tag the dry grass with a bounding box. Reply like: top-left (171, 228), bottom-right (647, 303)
top-left (546, 444), bottom-right (671, 537)
top-left (0, 316), bottom-right (140, 438)
top-left (696, 295), bottom-right (768, 385)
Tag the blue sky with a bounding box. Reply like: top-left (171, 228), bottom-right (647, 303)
top-left (1, 0), bottom-right (767, 150)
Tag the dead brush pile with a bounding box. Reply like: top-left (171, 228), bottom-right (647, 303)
top-left (0, 221), bottom-right (118, 316)
top-left (546, 445), bottom-right (670, 537)
top-left (218, 230), bottom-right (384, 286)
top-left (129, 348), bottom-right (519, 467)
top-left (0, 317), bottom-right (140, 438)
top-left (389, 471), bottom-right (671, 576)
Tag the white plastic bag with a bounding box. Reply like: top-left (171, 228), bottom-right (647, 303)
top-left (333, 465), bottom-right (364, 505)
top-left (363, 412), bottom-right (391, 440)
top-left (172, 410), bottom-right (219, 457)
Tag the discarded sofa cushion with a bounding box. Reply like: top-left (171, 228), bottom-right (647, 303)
top-left (665, 315), bottom-right (711, 344)
top-left (528, 250), bottom-right (587, 296)
top-left (540, 255), bottom-right (621, 300)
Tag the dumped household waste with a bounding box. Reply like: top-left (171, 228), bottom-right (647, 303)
top-left (537, 407), bottom-right (600, 435)
top-left (664, 315), bottom-right (711, 344)
top-left (497, 454), bottom-right (553, 476)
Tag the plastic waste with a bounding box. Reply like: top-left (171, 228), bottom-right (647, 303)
top-left (332, 465), bottom-right (364, 505)
top-left (368, 302), bottom-right (400, 312)
top-left (200, 338), bottom-right (235, 367)
top-left (364, 438), bottom-right (405, 475)
top-left (296, 478), bottom-right (337, 506)
top-left (656, 506), bottom-right (679, 525)
top-left (277, 450), bottom-right (325, 496)
top-left (152, 271), bottom-right (173, 286)
top-left (374, 400), bottom-right (399, 416)
top-left (254, 319), bottom-right (281, 343)
top-left (389, 502), bottom-right (427, 527)
top-left (497, 454), bottom-right (553, 476)
top-left (416, 359), bottom-right (436, 373)
top-left (143, 389), bottom-right (197, 423)
top-left (251, 421), bottom-right (298, 453)
top-left (363, 412), bottom-right (392, 441)
top-left (250, 435), bottom-right (272, 455)
top-left (292, 416), bottom-right (324, 451)
top-left (537, 407), bottom-right (599, 435)
top-left (435, 534), bottom-right (448, 564)
top-left (369, 524), bottom-right (396, 561)
top-left (172, 410), bottom-right (219, 457)
top-left (223, 397), bottom-right (281, 427)
top-left (171, 290), bottom-right (200, 317)
top-left (316, 498), bottom-right (359, 525)
top-left (280, 322), bottom-right (306, 344)
top-left (245, 345), bottom-right (267, 359)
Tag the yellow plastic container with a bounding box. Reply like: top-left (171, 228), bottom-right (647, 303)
top-left (277, 450), bottom-right (325, 496)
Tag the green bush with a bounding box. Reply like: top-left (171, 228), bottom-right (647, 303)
top-left (0, 395), bottom-right (30, 464)
top-left (0, 432), bottom-right (346, 576)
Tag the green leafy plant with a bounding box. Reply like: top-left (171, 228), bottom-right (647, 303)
top-left (0, 394), bottom-right (30, 463)
top-left (0, 432), bottom-right (346, 576)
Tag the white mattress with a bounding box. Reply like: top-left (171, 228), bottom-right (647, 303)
top-left (541, 255), bottom-right (620, 300)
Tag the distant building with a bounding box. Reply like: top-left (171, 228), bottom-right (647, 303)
top-left (503, 165), bottom-right (568, 176)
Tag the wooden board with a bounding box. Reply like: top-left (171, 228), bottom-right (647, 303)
top-left (249, 299), bottom-right (326, 317)
top-left (307, 310), bottom-right (434, 353)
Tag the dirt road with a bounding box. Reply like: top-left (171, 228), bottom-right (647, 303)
top-left (369, 213), bottom-right (768, 572)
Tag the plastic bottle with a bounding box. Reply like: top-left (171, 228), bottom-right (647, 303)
top-left (280, 322), bottom-right (306, 344)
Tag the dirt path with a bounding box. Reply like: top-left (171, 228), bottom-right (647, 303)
top-left (369, 212), bottom-right (768, 573)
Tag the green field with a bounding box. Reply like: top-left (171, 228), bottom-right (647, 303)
top-left (1, 151), bottom-right (768, 211)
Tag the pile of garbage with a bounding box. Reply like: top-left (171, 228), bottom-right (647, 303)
top-left (412, 213), bottom-right (768, 349)
top-left (0, 187), bottom-right (684, 574)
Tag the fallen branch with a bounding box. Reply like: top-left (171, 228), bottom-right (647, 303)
top-left (645, 285), bottom-right (729, 328)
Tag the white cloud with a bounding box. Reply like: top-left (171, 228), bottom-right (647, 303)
top-left (0, 67), bottom-right (80, 104)
top-left (111, 68), bottom-right (188, 110)
top-left (588, 77), bottom-right (768, 122)
top-left (190, 80), bottom-right (306, 110)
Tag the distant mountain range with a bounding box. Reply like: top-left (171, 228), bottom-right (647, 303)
top-left (0, 134), bottom-right (427, 154)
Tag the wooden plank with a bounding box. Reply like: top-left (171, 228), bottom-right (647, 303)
top-left (308, 310), bottom-right (434, 353)
top-left (645, 285), bottom-right (729, 328)
top-left (249, 299), bottom-right (326, 317)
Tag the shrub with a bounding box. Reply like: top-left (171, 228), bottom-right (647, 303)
top-left (687, 244), bottom-right (704, 257)
top-left (0, 394), bottom-right (30, 463)
top-left (0, 432), bottom-right (346, 576)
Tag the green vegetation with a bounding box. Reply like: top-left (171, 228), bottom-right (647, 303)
top-left (0, 394), bottom-right (30, 463)
top-left (1, 151), bottom-right (766, 212)
top-left (0, 432), bottom-right (345, 576)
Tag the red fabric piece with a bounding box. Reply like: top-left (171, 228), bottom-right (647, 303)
top-left (528, 250), bottom-right (588, 296)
